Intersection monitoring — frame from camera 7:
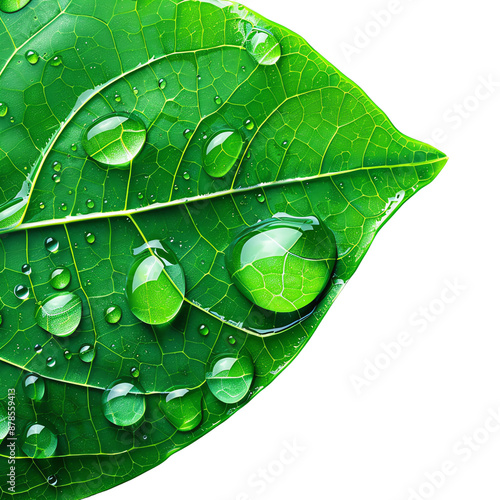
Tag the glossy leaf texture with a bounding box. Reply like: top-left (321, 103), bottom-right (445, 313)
top-left (0, 0), bottom-right (447, 498)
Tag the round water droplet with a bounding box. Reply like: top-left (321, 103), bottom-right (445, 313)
top-left (202, 130), bottom-right (243, 178)
top-left (182, 171), bottom-right (190, 180)
top-left (0, 0), bottom-right (32, 13)
top-left (256, 193), bottom-right (265, 204)
top-left (85, 232), bottom-right (95, 244)
top-left (34, 344), bottom-right (43, 354)
top-left (183, 129), bottom-right (193, 140)
top-left (46, 357), bottom-right (56, 368)
top-left (226, 214), bottom-right (337, 313)
top-left (14, 284), bottom-right (29, 300)
top-left (50, 55), bottom-right (62, 67)
top-left (102, 379), bottom-right (146, 427)
top-left (60, 203), bottom-right (68, 212)
top-left (47, 475), bottom-right (58, 487)
top-left (0, 402), bottom-right (9, 442)
top-left (245, 28), bottom-right (281, 66)
top-left (21, 422), bottom-right (58, 458)
top-left (52, 161), bottom-right (62, 172)
top-left (0, 102), bottom-right (8, 117)
top-left (79, 344), bottom-right (95, 363)
top-left (228, 336), bottom-right (236, 345)
top-left (50, 267), bottom-right (71, 290)
top-left (133, 87), bottom-right (139, 95)
top-left (126, 241), bottom-right (185, 325)
top-left (23, 373), bottom-right (46, 402)
top-left (105, 305), bottom-right (122, 324)
top-left (39, 202), bottom-right (45, 210)
top-left (130, 367), bottom-right (139, 378)
top-left (25, 50), bottom-right (39, 65)
top-left (71, 143), bottom-right (77, 152)
top-left (244, 118), bottom-right (255, 131)
top-left (22, 264), bottom-right (32, 275)
top-left (158, 78), bottom-right (167, 90)
top-left (45, 237), bottom-right (59, 253)
top-left (64, 350), bottom-right (72, 360)
top-left (214, 96), bottom-right (222, 106)
top-left (52, 173), bottom-right (61, 183)
top-left (137, 192), bottom-right (144, 200)
top-left (206, 352), bottom-right (254, 404)
top-left (159, 389), bottom-right (203, 432)
top-left (114, 94), bottom-right (122, 103)
top-left (82, 112), bottom-right (147, 168)
top-left (86, 199), bottom-right (95, 209)
top-left (199, 324), bottom-right (209, 337)
top-left (35, 292), bottom-right (83, 337)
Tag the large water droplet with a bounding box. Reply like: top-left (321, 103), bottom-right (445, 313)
top-left (226, 214), bottom-right (337, 313)
top-left (23, 373), bottom-right (46, 402)
top-left (50, 267), bottom-right (71, 290)
top-left (45, 237), bottom-right (59, 253)
top-left (206, 352), bottom-right (254, 404)
top-left (82, 113), bottom-right (147, 168)
top-left (79, 344), bottom-right (95, 363)
top-left (0, 0), bottom-right (32, 13)
top-left (0, 402), bottom-right (9, 442)
top-left (159, 389), bottom-right (203, 432)
top-left (35, 292), bottom-right (82, 337)
top-left (245, 28), bottom-right (281, 66)
top-left (202, 130), bottom-right (243, 178)
top-left (14, 284), bottom-right (29, 300)
top-left (126, 241), bottom-right (185, 325)
top-left (21, 422), bottom-right (58, 458)
top-left (0, 181), bottom-right (30, 232)
top-left (105, 305), bottom-right (122, 324)
top-left (102, 379), bottom-right (146, 427)
top-left (25, 50), bottom-right (39, 65)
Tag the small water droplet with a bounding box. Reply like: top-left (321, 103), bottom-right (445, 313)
top-left (21, 423), bottom-right (58, 458)
top-left (199, 324), bottom-right (209, 337)
top-left (158, 78), bottom-right (167, 90)
top-left (21, 264), bottom-right (32, 275)
top-left (214, 96), bottom-right (222, 106)
top-left (52, 173), bottom-right (61, 183)
top-left (50, 55), bottom-right (62, 67)
top-left (34, 344), bottom-right (43, 354)
top-left (228, 336), bottom-right (236, 345)
top-left (256, 193), bottom-right (265, 204)
top-left (39, 202), bottom-right (45, 210)
top-left (47, 475), bottom-right (58, 487)
top-left (183, 171), bottom-right (190, 180)
top-left (183, 129), bottom-right (193, 140)
top-left (71, 143), bottom-right (77, 152)
top-left (64, 350), bottom-right (72, 360)
top-left (133, 87), bottom-right (139, 95)
top-left (85, 232), bottom-right (95, 244)
top-left (46, 357), bottom-right (56, 368)
top-left (244, 118), bottom-right (255, 131)
top-left (60, 203), bottom-right (68, 212)
top-left (130, 367), bottom-right (139, 378)
top-left (114, 94), bottom-right (122, 103)
top-left (25, 50), bottom-right (39, 65)
top-left (105, 305), bottom-right (122, 324)
top-left (102, 379), bottom-right (146, 426)
top-left (45, 237), bottom-right (59, 253)
top-left (0, 103), bottom-right (8, 118)
top-left (50, 267), bottom-right (71, 290)
top-left (35, 292), bottom-right (83, 337)
top-left (86, 199), bottom-right (95, 209)
top-left (52, 161), bottom-right (62, 172)
top-left (138, 192), bottom-right (144, 200)
top-left (14, 285), bottom-right (29, 300)
top-left (79, 344), bottom-right (96, 363)
top-left (23, 373), bottom-right (46, 402)
top-left (202, 130), bottom-right (243, 178)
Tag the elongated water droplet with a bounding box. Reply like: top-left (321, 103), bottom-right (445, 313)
top-left (21, 422), bottom-right (58, 459)
top-left (50, 267), bottom-right (71, 290)
top-left (214, 96), bottom-right (222, 106)
top-left (245, 28), bottom-right (281, 66)
top-left (0, 402), bottom-right (9, 442)
top-left (25, 50), bottom-right (39, 65)
top-left (50, 55), bottom-right (62, 67)
top-left (0, 102), bottom-right (8, 118)
top-left (206, 352), bottom-right (254, 404)
top-left (126, 241), bottom-right (185, 325)
top-left (102, 379), bottom-right (145, 427)
top-left (226, 214), bottom-right (337, 313)
top-left (244, 118), bottom-right (255, 131)
top-left (158, 78), bottom-right (167, 90)
top-left (22, 264), bottom-right (32, 275)
top-left (64, 350), bottom-right (72, 360)
top-left (35, 292), bottom-right (82, 337)
top-left (45, 237), bottom-right (59, 253)
top-left (0, 0), bottom-right (32, 13)
top-left (85, 232), bottom-right (95, 244)
top-left (23, 373), bottom-right (46, 402)
top-left (79, 344), bottom-right (95, 363)
top-left (256, 193), bottom-right (265, 204)
top-left (82, 113), bottom-right (147, 168)
top-left (105, 305), bottom-right (122, 324)
top-left (14, 284), bottom-right (29, 300)
top-left (202, 130), bottom-right (243, 178)
top-left (159, 389), bottom-right (203, 432)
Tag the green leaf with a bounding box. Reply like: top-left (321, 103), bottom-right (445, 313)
top-left (0, 0), bottom-right (447, 498)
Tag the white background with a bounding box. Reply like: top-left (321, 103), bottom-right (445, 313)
top-left (106, 0), bottom-right (500, 499)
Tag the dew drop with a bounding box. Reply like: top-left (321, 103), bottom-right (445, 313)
top-left (182, 171), bottom-right (190, 181)
top-left (47, 475), bottom-right (58, 487)
top-left (34, 344), bottom-right (43, 354)
top-left (137, 192), bottom-right (144, 200)
top-left (45, 237), bottom-right (59, 253)
top-left (102, 379), bottom-right (146, 427)
top-left (214, 95), bottom-right (222, 106)
top-left (46, 357), bottom-right (56, 368)
top-left (35, 292), bottom-right (83, 337)
top-left (256, 193), bottom-right (266, 204)
top-left (50, 55), bottom-right (63, 67)
top-left (39, 202), bottom-right (45, 210)
top-left (0, 102), bottom-right (8, 117)
top-left (244, 118), bottom-right (255, 131)
top-left (183, 129), bottom-right (193, 140)
top-left (158, 78), bottom-right (167, 90)
top-left (23, 373), bottom-right (46, 402)
top-left (52, 173), bottom-right (61, 184)
top-left (21, 422), bottom-right (58, 458)
top-left (79, 344), bottom-right (96, 363)
top-left (82, 113), bottom-right (147, 168)
top-left (14, 285), bottom-right (29, 300)
top-left (105, 305), bottom-right (122, 324)
top-left (199, 324), bottom-right (209, 337)
top-left (86, 199), bottom-right (95, 209)
top-left (202, 130), bottom-right (243, 178)
top-left (50, 267), bottom-right (71, 290)
top-left (64, 350), bottom-right (72, 360)
top-left (226, 214), bottom-right (337, 313)
top-left (52, 161), bottom-right (62, 172)
top-left (22, 264), bottom-right (32, 275)
top-left (228, 336), bottom-right (236, 345)
top-left (130, 367), bottom-right (140, 378)
top-left (60, 203), bottom-right (68, 212)
top-left (206, 352), bottom-right (254, 404)
top-left (133, 87), bottom-right (139, 95)
top-left (245, 28), bottom-right (282, 66)
top-left (25, 50), bottom-right (39, 65)
top-left (85, 232), bottom-right (95, 244)
top-left (126, 241), bottom-right (185, 325)
top-left (71, 143), bottom-right (77, 152)
top-left (114, 94), bottom-right (122, 103)
top-left (159, 389), bottom-right (203, 432)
